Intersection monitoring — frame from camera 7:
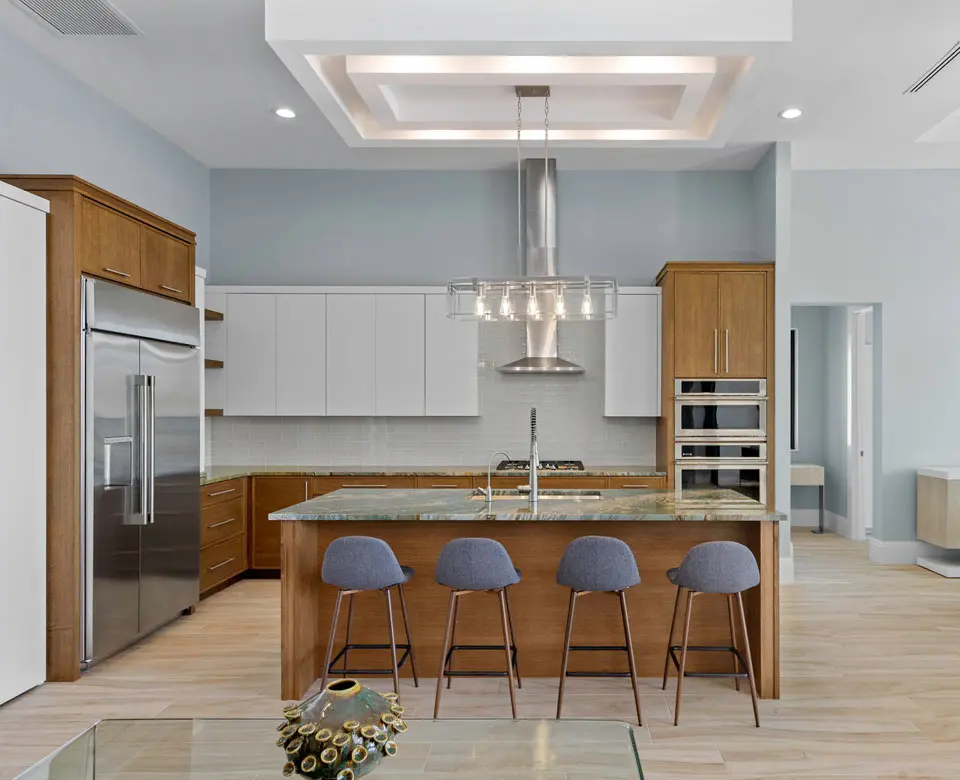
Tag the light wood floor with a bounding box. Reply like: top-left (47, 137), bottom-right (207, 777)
top-left (3, 534), bottom-right (960, 780)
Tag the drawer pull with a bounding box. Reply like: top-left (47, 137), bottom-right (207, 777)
top-left (619, 484), bottom-right (652, 488)
top-left (207, 488), bottom-right (236, 497)
top-left (103, 267), bottom-right (131, 278)
top-left (431, 484), bottom-right (460, 488)
top-left (160, 284), bottom-right (183, 294)
top-left (208, 557), bottom-right (236, 572)
top-left (342, 484), bottom-right (386, 488)
top-left (208, 518), bottom-right (236, 529)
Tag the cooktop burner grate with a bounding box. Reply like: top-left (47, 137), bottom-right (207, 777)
top-left (496, 459), bottom-right (585, 471)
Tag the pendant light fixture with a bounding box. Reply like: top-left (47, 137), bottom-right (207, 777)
top-left (447, 87), bottom-right (617, 322)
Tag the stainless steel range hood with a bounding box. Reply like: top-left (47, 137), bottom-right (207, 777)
top-left (497, 158), bottom-right (584, 374)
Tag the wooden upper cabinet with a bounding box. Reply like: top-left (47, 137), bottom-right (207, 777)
top-left (141, 226), bottom-right (192, 303)
top-left (719, 271), bottom-right (767, 377)
top-left (79, 197), bottom-right (142, 287)
top-left (673, 272), bottom-right (720, 378)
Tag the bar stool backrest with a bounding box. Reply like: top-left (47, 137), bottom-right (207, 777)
top-left (556, 535), bottom-right (641, 592)
top-left (675, 541), bottom-right (760, 594)
top-left (321, 536), bottom-right (406, 590)
top-left (435, 538), bottom-right (520, 591)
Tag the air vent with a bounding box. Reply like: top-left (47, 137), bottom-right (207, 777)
top-left (12, 0), bottom-right (140, 35)
top-left (905, 41), bottom-right (960, 93)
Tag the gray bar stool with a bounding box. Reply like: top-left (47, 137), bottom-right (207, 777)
top-left (555, 535), bottom-right (643, 725)
top-left (320, 536), bottom-right (419, 695)
top-left (661, 541), bottom-right (760, 727)
top-left (433, 538), bottom-right (521, 718)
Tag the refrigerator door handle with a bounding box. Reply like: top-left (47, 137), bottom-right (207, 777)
top-left (131, 375), bottom-right (153, 526)
top-left (148, 376), bottom-right (156, 524)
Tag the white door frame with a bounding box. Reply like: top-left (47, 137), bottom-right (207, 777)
top-left (848, 306), bottom-right (874, 540)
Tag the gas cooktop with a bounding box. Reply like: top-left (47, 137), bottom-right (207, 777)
top-left (496, 459), bottom-right (585, 472)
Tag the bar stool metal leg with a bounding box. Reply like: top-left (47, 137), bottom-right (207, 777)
top-left (342, 593), bottom-right (355, 675)
top-left (727, 594), bottom-right (741, 692)
top-left (321, 590), bottom-right (345, 692)
top-left (662, 585), bottom-right (682, 690)
top-left (497, 589), bottom-right (518, 718)
top-left (446, 595), bottom-right (460, 689)
top-left (504, 588), bottom-right (522, 689)
top-left (736, 592), bottom-right (760, 727)
top-left (673, 590), bottom-right (695, 726)
top-left (618, 590), bottom-right (643, 726)
top-left (383, 588), bottom-right (400, 695)
top-left (433, 590), bottom-right (458, 718)
top-left (556, 589), bottom-right (577, 719)
top-left (397, 583), bottom-right (419, 687)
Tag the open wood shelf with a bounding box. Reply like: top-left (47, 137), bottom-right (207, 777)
top-left (204, 308), bottom-right (224, 321)
top-left (204, 358), bottom-right (224, 369)
top-left (205, 408), bottom-right (224, 417)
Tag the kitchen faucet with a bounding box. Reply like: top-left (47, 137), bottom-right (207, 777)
top-left (484, 450), bottom-right (511, 512)
top-left (529, 407), bottom-right (539, 512)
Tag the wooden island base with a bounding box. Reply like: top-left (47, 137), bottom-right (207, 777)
top-left (281, 520), bottom-right (779, 701)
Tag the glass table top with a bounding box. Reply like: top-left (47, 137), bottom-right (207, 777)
top-left (14, 718), bottom-right (644, 780)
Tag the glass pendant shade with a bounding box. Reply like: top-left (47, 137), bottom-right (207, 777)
top-left (447, 277), bottom-right (617, 321)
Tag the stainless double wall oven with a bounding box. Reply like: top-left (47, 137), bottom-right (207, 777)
top-left (674, 379), bottom-right (768, 503)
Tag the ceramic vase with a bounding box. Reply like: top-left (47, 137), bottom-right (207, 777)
top-left (277, 679), bottom-right (407, 780)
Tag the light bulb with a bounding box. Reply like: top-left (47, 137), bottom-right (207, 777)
top-left (526, 286), bottom-right (540, 319)
top-left (499, 287), bottom-right (513, 318)
top-left (581, 290), bottom-right (593, 319)
top-left (555, 288), bottom-right (566, 319)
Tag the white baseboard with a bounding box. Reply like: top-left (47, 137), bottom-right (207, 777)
top-left (868, 537), bottom-right (937, 565)
top-left (791, 509), bottom-right (855, 539)
top-left (825, 511), bottom-right (855, 539)
top-left (780, 552), bottom-right (795, 584)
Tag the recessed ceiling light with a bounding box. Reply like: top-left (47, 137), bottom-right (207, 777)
top-left (778, 107), bottom-right (802, 120)
top-left (274, 107), bottom-right (296, 119)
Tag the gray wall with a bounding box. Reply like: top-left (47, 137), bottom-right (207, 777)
top-left (790, 169), bottom-right (954, 543)
top-left (790, 306), bottom-right (826, 511)
top-left (210, 320), bottom-right (657, 467)
top-left (821, 306), bottom-right (849, 518)
top-left (0, 27), bottom-right (211, 269)
top-left (209, 169), bottom-right (761, 285)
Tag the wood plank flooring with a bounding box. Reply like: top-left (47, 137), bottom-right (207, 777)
top-left (3, 534), bottom-right (960, 779)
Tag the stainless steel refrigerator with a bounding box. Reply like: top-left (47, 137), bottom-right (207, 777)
top-left (81, 277), bottom-right (201, 668)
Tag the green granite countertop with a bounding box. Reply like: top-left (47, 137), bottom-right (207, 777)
top-left (268, 488), bottom-right (785, 522)
top-left (202, 464), bottom-right (665, 485)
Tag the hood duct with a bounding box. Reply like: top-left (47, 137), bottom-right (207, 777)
top-left (497, 158), bottom-right (584, 374)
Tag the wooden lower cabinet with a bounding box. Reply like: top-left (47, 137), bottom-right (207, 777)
top-left (201, 497), bottom-right (245, 548)
top-left (311, 476), bottom-right (417, 493)
top-left (252, 476), bottom-right (311, 570)
top-left (201, 535), bottom-right (246, 594)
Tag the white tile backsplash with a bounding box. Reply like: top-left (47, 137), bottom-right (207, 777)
top-left (210, 320), bottom-right (657, 467)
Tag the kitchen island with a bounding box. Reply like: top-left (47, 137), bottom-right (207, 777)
top-left (272, 488), bottom-right (784, 701)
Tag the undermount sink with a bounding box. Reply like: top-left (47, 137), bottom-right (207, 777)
top-left (470, 488), bottom-right (602, 501)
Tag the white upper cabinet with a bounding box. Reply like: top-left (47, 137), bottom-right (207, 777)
top-left (277, 294), bottom-right (326, 415)
top-left (375, 294), bottom-right (425, 416)
top-left (225, 294), bottom-right (277, 415)
top-left (326, 294), bottom-right (376, 415)
top-left (425, 294), bottom-right (479, 416)
top-left (604, 288), bottom-right (661, 417)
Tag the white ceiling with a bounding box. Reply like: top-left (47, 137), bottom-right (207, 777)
top-left (3, 0), bottom-right (960, 169)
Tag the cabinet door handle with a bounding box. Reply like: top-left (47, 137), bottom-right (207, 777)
top-left (618, 484), bottom-right (651, 488)
top-left (160, 284), bottom-right (183, 294)
top-left (304, 480), bottom-right (308, 500)
top-left (713, 329), bottom-right (718, 373)
top-left (342, 484), bottom-right (387, 488)
top-left (725, 329), bottom-right (730, 373)
top-left (208, 488), bottom-right (236, 497)
top-left (208, 557), bottom-right (236, 572)
top-left (103, 267), bottom-right (131, 278)
top-left (208, 518), bottom-right (236, 529)
top-left (430, 484), bottom-right (459, 488)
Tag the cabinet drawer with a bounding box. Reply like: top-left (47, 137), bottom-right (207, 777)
top-left (141, 226), bottom-right (193, 303)
top-left (480, 476), bottom-right (530, 490)
top-left (540, 476), bottom-right (607, 490)
top-left (200, 534), bottom-right (245, 594)
top-left (607, 476), bottom-right (665, 490)
top-left (311, 476), bottom-right (416, 495)
top-left (79, 198), bottom-right (142, 286)
top-left (415, 476), bottom-right (473, 489)
top-left (201, 497), bottom-right (245, 548)
top-left (201, 477), bottom-right (246, 507)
